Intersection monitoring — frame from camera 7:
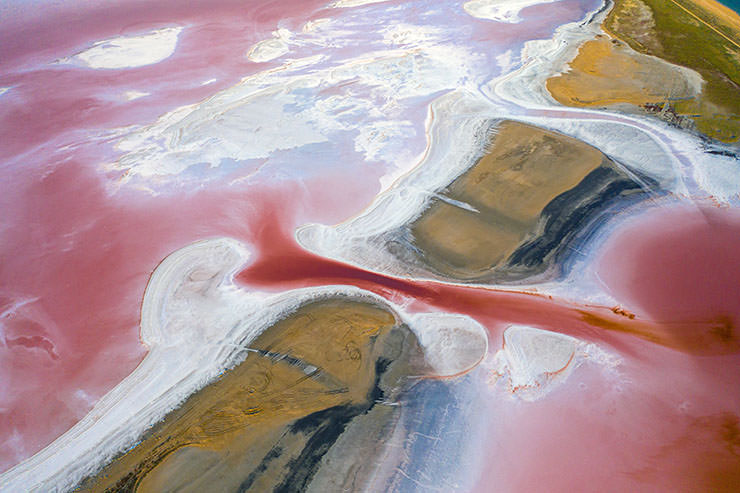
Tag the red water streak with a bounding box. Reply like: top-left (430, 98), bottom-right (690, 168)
top-left (237, 199), bottom-right (652, 350)
top-left (0, 137), bottom-right (398, 472)
top-left (236, 193), bottom-right (740, 358)
top-left (3, 160), bottom-right (739, 487)
top-left (0, 163), bottom-right (305, 470)
top-left (238, 198), bottom-right (740, 491)
top-left (465, 202), bottom-right (740, 492)
top-left (1, 0), bottom-right (738, 483)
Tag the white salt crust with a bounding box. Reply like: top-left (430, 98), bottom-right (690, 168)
top-left (463, 0), bottom-right (562, 24)
top-left (64, 27), bottom-right (183, 69)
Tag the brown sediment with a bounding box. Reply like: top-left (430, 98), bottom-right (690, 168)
top-left (404, 120), bottom-right (648, 282)
top-left (611, 306), bottom-right (636, 319)
top-left (77, 297), bottom-right (424, 492)
top-left (579, 310), bottom-right (740, 355)
top-left (546, 35), bottom-right (697, 108)
top-left (602, 0), bottom-right (661, 52)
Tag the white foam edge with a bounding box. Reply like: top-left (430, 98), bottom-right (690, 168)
top-left (0, 237), bottom-right (488, 492)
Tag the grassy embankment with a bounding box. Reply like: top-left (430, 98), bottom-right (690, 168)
top-left (604, 0), bottom-right (740, 142)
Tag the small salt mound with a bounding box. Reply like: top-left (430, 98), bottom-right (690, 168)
top-left (463, 0), bottom-right (560, 24)
top-left (492, 325), bottom-right (578, 400)
top-left (124, 90), bottom-right (149, 101)
top-left (247, 29), bottom-right (292, 63)
top-left (67, 27), bottom-right (182, 69)
top-left (331, 0), bottom-right (390, 8)
top-left (412, 313), bottom-right (488, 377)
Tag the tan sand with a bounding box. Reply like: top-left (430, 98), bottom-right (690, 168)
top-left (546, 36), bottom-right (697, 108)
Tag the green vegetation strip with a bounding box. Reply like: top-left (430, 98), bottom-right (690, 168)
top-left (605, 0), bottom-right (740, 142)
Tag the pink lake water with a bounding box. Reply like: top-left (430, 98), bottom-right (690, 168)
top-left (1, 0), bottom-right (739, 489)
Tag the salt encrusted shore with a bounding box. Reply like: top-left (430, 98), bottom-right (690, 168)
top-left (0, 238), bottom-right (487, 492)
top-left (296, 88), bottom-right (687, 301)
top-left (296, 0), bottom-right (740, 301)
top-left (488, 325), bottom-right (620, 401)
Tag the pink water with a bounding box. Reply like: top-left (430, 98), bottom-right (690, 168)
top-left (1, 0), bottom-right (738, 489)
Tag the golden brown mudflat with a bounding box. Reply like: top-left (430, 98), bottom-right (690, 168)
top-left (546, 36), bottom-right (696, 108)
top-left (78, 298), bottom-right (423, 492)
top-left (408, 120), bottom-right (613, 281)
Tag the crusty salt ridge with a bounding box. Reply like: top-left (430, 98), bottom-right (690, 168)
top-left (463, 0), bottom-right (562, 24)
top-left (488, 325), bottom-right (619, 401)
top-left (0, 238), bottom-right (488, 492)
top-left (62, 27), bottom-right (183, 69)
top-left (412, 313), bottom-right (488, 377)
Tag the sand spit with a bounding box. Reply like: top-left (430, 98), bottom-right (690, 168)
top-left (298, 101), bottom-right (659, 286)
top-left (62, 27), bottom-right (183, 69)
top-left (490, 2), bottom-right (609, 110)
top-left (0, 238), bottom-right (487, 492)
top-left (296, 88), bottom-right (721, 305)
top-left (489, 325), bottom-right (617, 400)
top-left (404, 120), bottom-right (649, 282)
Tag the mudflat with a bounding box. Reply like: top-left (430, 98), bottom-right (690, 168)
top-left (77, 297), bottom-right (423, 492)
top-left (546, 36), bottom-right (697, 108)
top-left (404, 121), bottom-right (648, 282)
